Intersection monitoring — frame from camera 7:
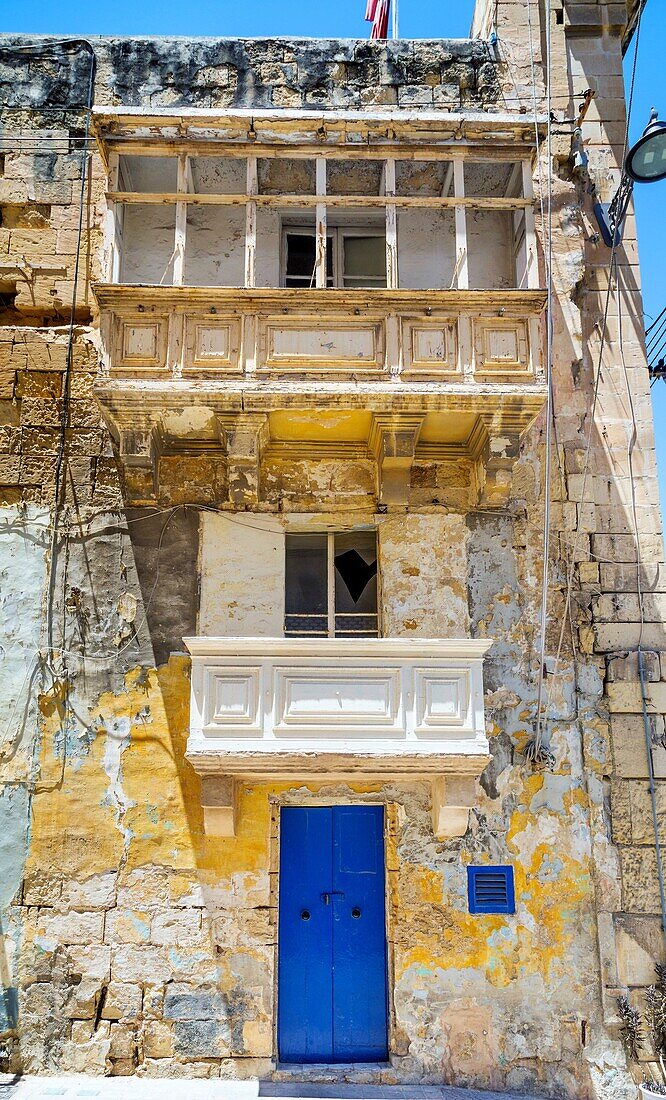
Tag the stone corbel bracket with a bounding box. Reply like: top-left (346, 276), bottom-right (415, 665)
top-left (222, 412), bottom-right (270, 507)
top-left (431, 774), bottom-right (479, 839)
top-left (197, 768), bottom-right (486, 840)
top-left (473, 412), bottom-right (524, 508)
top-left (118, 421), bottom-right (161, 500)
top-left (369, 413), bottom-right (424, 508)
top-left (200, 775), bottom-right (238, 838)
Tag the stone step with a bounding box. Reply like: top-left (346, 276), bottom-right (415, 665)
top-left (0, 1076), bottom-right (540, 1100)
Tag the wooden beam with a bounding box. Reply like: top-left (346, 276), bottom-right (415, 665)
top-left (173, 152), bottom-right (187, 287)
top-left (521, 160), bottom-right (540, 290)
top-left (245, 155), bottom-right (257, 289)
top-left (107, 190), bottom-right (533, 210)
top-left (453, 159), bottom-right (468, 290)
top-left (315, 156), bottom-right (327, 290)
top-left (105, 151), bottom-right (121, 283)
top-left (441, 160), bottom-right (454, 198)
top-left (107, 139), bottom-right (539, 162)
top-left (384, 158), bottom-right (398, 291)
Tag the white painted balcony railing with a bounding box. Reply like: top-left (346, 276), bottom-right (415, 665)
top-left (184, 637), bottom-right (492, 839)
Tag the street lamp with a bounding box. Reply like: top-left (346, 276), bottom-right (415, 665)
top-left (594, 108), bottom-right (666, 247)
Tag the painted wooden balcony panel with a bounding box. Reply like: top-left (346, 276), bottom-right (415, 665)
top-left (95, 285), bottom-right (546, 382)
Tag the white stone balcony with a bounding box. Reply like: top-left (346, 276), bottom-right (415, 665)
top-left (184, 637), bottom-right (492, 839)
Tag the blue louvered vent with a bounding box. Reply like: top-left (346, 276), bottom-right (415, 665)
top-left (467, 865), bottom-right (515, 914)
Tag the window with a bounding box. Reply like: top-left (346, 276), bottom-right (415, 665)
top-left (467, 866), bottom-right (515, 915)
top-left (283, 226), bottom-right (386, 289)
top-left (285, 530), bottom-right (378, 638)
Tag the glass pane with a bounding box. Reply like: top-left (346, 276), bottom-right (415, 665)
top-left (334, 530), bottom-right (378, 637)
top-left (343, 235), bottom-right (386, 286)
top-left (118, 156), bottom-right (177, 192)
top-left (285, 534), bottom-right (328, 636)
top-left (189, 156), bottom-right (246, 194)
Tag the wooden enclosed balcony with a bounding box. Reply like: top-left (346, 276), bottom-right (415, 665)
top-left (94, 284), bottom-right (547, 508)
top-left (184, 637), bottom-right (492, 839)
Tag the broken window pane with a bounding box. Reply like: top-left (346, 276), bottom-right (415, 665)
top-left (284, 231), bottom-right (334, 288)
top-left (285, 534), bottom-right (328, 636)
top-left (284, 531), bottom-right (378, 638)
top-left (334, 531), bottom-right (378, 638)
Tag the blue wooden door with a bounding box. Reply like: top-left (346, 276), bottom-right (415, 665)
top-left (278, 805), bottom-right (388, 1063)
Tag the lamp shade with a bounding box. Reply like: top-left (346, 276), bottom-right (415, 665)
top-left (626, 107), bottom-right (666, 183)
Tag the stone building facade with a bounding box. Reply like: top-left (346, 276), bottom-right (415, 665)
top-left (0, 0), bottom-right (664, 1093)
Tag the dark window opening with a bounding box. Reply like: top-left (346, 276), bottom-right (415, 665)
top-left (285, 530), bottom-right (378, 638)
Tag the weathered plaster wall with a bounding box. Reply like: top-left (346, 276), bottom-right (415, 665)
top-left (0, 13), bottom-right (662, 1099)
top-left (199, 513), bottom-right (284, 637)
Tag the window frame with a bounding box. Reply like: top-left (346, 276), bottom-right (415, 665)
top-left (284, 529), bottom-right (380, 639)
top-left (281, 223), bottom-right (387, 290)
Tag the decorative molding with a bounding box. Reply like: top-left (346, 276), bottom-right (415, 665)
top-left (402, 319), bottom-right (458, 377)
top-left (225, 412), bottom-right (270, 506)
top-left (473, 316), bottom-right (530, 376)
top-left (185, 639), bottom-right (492, 819)
top-left (183, 316), bottom-right (242, 373)
top-left (94, 286), bottom-right (547, 505)
top-left (114, 314), bottom-right (169, 372)
top-left (259, 317), bottom-right (384, 373)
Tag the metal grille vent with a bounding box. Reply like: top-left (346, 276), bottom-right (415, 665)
top-left (467, 866), bottom-right (515, 914)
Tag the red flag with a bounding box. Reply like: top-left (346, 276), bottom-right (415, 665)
top-left (369, 0), bottom-right (389, 38)
top-left (364, 0), bottom-right (378, 19)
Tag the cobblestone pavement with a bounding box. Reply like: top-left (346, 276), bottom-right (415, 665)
top-left (0, 1078), bottom-right (542, 1100)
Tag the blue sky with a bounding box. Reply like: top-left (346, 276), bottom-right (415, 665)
top-left (625, 0), bottom-right (666, 505)
top-left (6, 0), bottom-right (665, 499)
top-left (3, 0), bottom-right (473, 38)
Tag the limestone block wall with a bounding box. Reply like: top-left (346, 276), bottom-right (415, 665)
top-left (472, 0), bottom-right (666, 1047)
top-left (0, 18), bottom-right (662, 1099)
